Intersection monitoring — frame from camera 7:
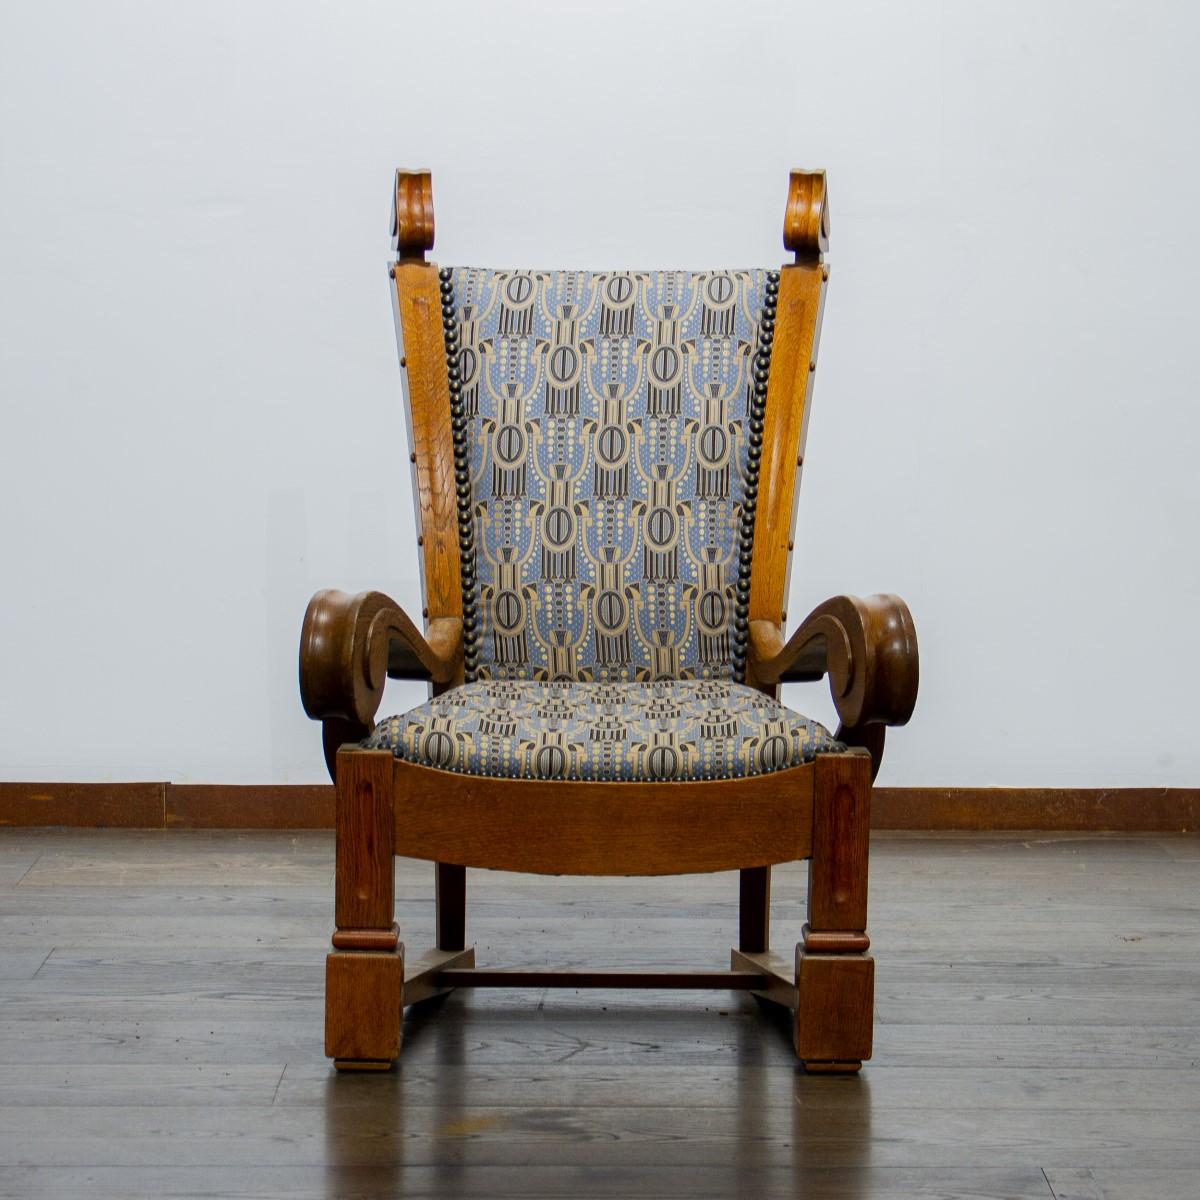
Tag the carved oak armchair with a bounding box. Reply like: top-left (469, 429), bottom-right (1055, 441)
top-left (300, 169), bottom-right (918, 1073)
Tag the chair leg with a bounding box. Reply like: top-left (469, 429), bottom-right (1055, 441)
top-left (326, 749), bottom-right (403, 1070)
top-left (796, 751), bottom-right (874, 1072)
top-left (435, 862), bottom-right (466, 951)
top-left (738, 866), bottom-right (771, 953)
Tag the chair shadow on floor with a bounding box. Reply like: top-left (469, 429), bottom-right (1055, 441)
top-left (320, 986), bottom-right (874, 1198)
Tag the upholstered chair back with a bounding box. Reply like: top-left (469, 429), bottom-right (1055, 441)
top-left (439, 267), bottom-right (779, 684)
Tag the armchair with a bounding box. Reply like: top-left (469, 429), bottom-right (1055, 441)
top-left (300, 168), bottom-right (918, 1073)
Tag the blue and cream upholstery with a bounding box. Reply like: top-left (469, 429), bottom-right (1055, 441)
top-left (369, 266), bottom-right (841, 780)
top-left (365, 680), bottom-right (841, 782)
top-left (443, 267), bottom-right (776, 684)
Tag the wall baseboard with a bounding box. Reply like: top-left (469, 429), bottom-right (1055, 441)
top-left (871, 787), bottom-right (1198, 832)
top-left (0, 782), bottom-right (1196, 833)
top-left (0, 783), bottom-right (335, 830)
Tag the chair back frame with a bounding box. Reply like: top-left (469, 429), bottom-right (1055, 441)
top-left (389, 168), bottom-right (830, 694)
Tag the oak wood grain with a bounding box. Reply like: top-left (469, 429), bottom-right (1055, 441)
top-left (783, 168), bottom-right (829, 262)
top-left (749, 594), bottom-right (918, 777)
top-left (165, 784), bottom-right (333, 829)
top-left (392, 168), bottom-right (435, 261)
top-left (745, 260), bottom-right (827, 636)
top-left (7, 783), bottom-right (1198, 832)
top-left (731, 948), bottom-right (797, 1011)
top-left (391, 260), bottom-right (463, 628)
top-left (808, 752), bottom-right (872, 936)
top-left (324, 948), bottom-right (403, 1065)
top-left (0, 782), bottom-right (165, 828)
top-left (795, 950), bottom-right (875, 1068)
top-left (333, 749), bottom-right (395, 933)
top-left (402, 945), bottom-right (476, 1007)
top-left (390, 757), bottom-right (815, 875)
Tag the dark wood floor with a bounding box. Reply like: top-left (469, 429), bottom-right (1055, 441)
top-left (0, 829), bottom-right (1197, 1198)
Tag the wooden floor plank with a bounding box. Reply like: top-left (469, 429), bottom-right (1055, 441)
top-left (1045, 1166), bottom-right (1200, 1199)
top-left (0, 1063), bottom-right (285, 1107)
top-left (0, 949), bottom-right (51, 980)
top-left (0, 1102), bottom-right (1197, 1170)
top-left (273, 1062), bottom-right (1200, 1112)
top-left (0, 1164), bottom-right (1058, 1199)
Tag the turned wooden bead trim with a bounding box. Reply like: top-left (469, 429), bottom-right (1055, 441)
top-left (802, 922), bottom-right (870, 954)
top-left (331, 923), bottom-right (401, 951)
top-left (437, 267), bottom-right (482, 681)
top-left (732, 272), bottom-right (779, 682)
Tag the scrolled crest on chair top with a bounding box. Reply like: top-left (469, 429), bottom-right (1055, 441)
top-left (393, 168), bottom-right (435, 261)
top-left (783, 169), bottom-right (828, 262)
top-left (436, 265), bottom-right (780, 685)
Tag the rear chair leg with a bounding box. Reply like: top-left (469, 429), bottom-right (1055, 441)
top-left (738, 866), bottom-right (771, 954)
top-left (325, 748), bottom-right (403, 1071)
top-left (796, 751), bottom-right (875, 1073)
top-left (435, 862), bottom-right (466, 951)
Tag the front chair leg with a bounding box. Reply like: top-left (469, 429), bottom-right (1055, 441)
top-left (796, 751), bottom-right (875, 1072)
top-left (326, 749), bottom-right (403, 1070)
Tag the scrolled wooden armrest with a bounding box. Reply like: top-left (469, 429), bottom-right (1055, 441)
top-left (750, 593), bottom-right (918, 743)
top-left (299, 589), bottom-right (461, 731)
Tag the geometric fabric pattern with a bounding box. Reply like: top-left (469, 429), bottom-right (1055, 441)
top-left (442, 267), bottom-right (778, 684)
top-left (364, 680), bottom-right (843, 783)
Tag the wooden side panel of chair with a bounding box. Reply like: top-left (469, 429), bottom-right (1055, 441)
top-left (391, 261), bottom-right (461, 626)
top-left (390, 171), bottom-right (462, 632)
top-left (392, 759), bottom-right (815, 876)
top-left (746, 171), bottom-right (829, 656)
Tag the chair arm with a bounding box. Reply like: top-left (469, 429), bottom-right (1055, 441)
top-left (749, 593), bottom-right (918, 731)
top-left (299, 589), bottom-right (462, 731)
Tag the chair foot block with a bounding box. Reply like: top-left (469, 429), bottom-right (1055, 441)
top-left (802, 1059), bottom-right (863, 1074)
top-left (325, 948), bottom-right (403, 1065)
top-left (333, 1058), bottom-right (395, 1072)
top-left (794, 949), bottom-right (874, 1065)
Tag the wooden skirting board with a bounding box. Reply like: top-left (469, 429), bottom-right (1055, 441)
top-left (872, 787), bottom-right (1198, 832)
top-left (0, 783), bottom-right (335, 830)
top-left (0, 782), bottom-right (1196, 833)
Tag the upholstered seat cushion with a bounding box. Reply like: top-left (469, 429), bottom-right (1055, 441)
top-left (363, 680), bottom-right (842, 783)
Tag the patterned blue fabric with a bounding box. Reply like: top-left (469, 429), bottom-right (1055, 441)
top-left (365, 681), bottom-right (842, 782)
top-left (447, 268), bottom-right (772, 684)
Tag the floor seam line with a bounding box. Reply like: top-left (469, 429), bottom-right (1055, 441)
top-left (30, 947), bottom-right (55, 979)
top-left (13, 853), bottom-right (42, 886)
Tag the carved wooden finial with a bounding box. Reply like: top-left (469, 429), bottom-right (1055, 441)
top-left (393, 169), bottom-right (435, 261)
top-left (783, 170), bottom-right (829, 263)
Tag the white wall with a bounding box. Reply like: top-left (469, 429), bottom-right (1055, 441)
top-left (2, 0), bottom-right (1197, 786)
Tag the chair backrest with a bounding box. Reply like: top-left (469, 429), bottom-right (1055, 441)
top-left (444, 266), bottom-right (774, 684)
top-left (390, 171), bottom-right (829, 690)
